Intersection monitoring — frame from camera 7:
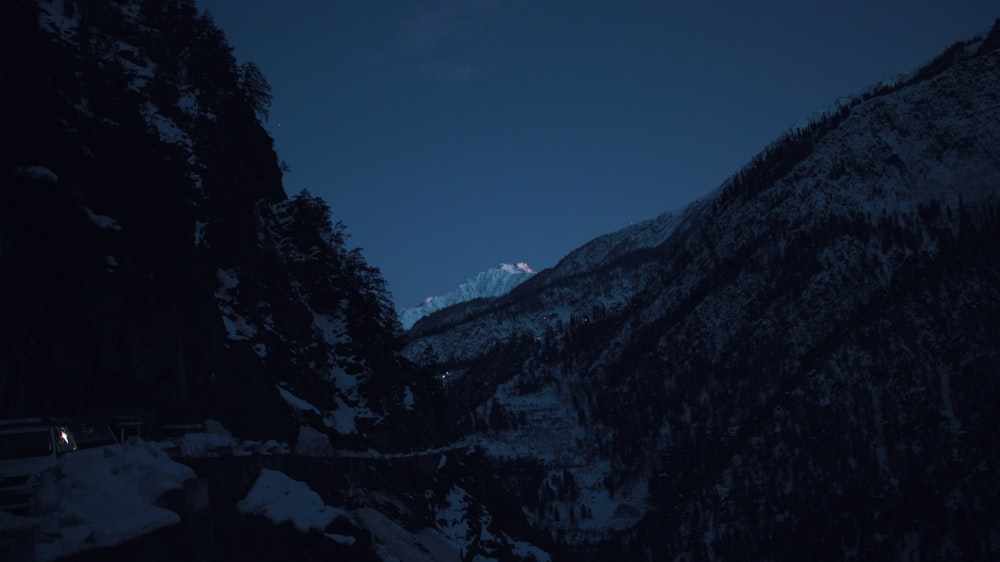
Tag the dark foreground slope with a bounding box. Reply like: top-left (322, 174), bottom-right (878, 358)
top-left (406, 22), bottom-right (1000, 561)
top-left (1, 1), bottom-right (549, 560)
top-left (0, 0), bottom-right (443, 451)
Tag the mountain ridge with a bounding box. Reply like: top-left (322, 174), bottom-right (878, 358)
top-left (404, 19), bottom-right (1000, 560)
top-left (400, 262), bottom-right (536, 330)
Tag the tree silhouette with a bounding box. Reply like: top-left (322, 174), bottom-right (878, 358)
top-left (238, 61), bottom-right (272, 121)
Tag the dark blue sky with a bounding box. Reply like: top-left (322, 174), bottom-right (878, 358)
top-left (196, 0), bottom-right (996, 310)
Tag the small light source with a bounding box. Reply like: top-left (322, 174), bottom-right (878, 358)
top-left (60, 430), bottom-right (69, 444)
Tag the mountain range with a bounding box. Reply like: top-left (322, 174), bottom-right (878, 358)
top-left (403, 21), bottom-right (1000, 560)
top-left (400, 262), bottom-right (535, 330)
top-left (1, 1), bottom-right (998, 560)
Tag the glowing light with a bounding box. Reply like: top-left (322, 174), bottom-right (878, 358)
top-left (60, 430), bottom-right (69, 444)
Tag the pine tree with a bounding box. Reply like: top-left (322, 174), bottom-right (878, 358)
top-left (238, 61), bottom-right (272, 121)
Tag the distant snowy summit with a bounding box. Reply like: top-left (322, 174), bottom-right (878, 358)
top-left (399, 263), bottom-right (535, 330)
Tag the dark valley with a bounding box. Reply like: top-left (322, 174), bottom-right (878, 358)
top-left (2, 1), bottom-right (999, 560)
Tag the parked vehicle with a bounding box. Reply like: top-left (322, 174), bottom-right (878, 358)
top-left (0, 418), bottom-right (77, 514)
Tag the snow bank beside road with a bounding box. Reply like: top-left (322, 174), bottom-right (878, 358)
top-left (25, 441), bottom-right (195, 562)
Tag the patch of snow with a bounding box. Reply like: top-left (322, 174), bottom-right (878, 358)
top-left (37, 1), bottom-right (78, 44)
top-left (24, 441), bottom-right (195, 562)
top-left (325, 533), bottom-right (356, 545)
top-left (16, 165), bottom-right (58, 184)
top-left (175, 419), bottom-right (238, 457)
top-left (147, 110), bottom-right (191, 148)
top-left (312, 311), bottom-right (347, 347)
top-left (238, 469), bottom-right (349, 533)
top-left (220, 312), bottom-right (256, 341)
top-left (176, 89), bottom-right (199, 113)
top-left (511, 541), bottom-right (552, 562)
top-left (189, 171), bottom-right (204, 189)
top-left (215, 268), bottom-right (256, 341)
top-left (326, 397), bottom-right (357, 435)
top-left (435, 486), bottom-right (472, 543)
top-left (330, 365), bottom-right (359, 392)
top-left (82, 207), bottom-right (122, 231)
top-left (215, 268), bottom-right (239, 297)
top-left (294, 425), bottom-right (334, 457)
top-left (356, 507), bottom-right (460, 562)
top-left (277, 385), bottom-right (320, 414)
top-left (171, 419), bottom-right (289, 458)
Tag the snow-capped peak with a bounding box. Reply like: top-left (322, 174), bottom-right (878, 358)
top-left (500, 262), bottom-right (535, 274)
top-left (400, 262), bottom-right (536, 330)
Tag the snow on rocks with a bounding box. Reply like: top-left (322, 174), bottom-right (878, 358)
top-left (326, 397), bottom-right (358, 435)
top-left (356, 507), bottom-right (462, 562)
top-left (277, 382), bottom-right (362, 438)
top-left (82, 206), bottom-right (123, 231)
top-left (215, 268), bottom-right (257, 341)
top-left (293, 425), bottom-right (334, 457)
top-left (15, 165), bottom-right (59, 184)
top-left (237, 468), bottom-right (350, 535)
top-left (277, 384), bottom-right (320, 414)
top-left (37, 0), bottom-right (78, 44)
top-left (22, 441), bottom-right (195, 562)
top-left (171, 419), bottom-right (289, 458)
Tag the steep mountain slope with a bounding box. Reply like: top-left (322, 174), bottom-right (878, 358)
top-left (0, 0), bottom-right (432, 450)
top-left (401, 262), bottom-right (536, 330)
top-left (406, 23), bottom-right (1000, 560)
top-left (0, 1), bottom-right (549, 559)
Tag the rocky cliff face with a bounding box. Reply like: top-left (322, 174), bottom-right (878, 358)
top-left (1, 1), bottom-right (549, 560)
top-left (406, 22), bottom-right (1000, 560)
top-left (0, 0), bottom-right (437, 449)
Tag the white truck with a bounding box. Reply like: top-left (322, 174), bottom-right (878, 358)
top-left (0, 418), bottom-right (78, 515)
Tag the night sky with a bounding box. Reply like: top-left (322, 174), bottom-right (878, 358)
top-left (196, 0), bottom-right (996, 311)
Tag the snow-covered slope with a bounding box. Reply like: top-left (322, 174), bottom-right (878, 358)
top-left (400, 262), bottom-right (535, 330)
top-left (405, 31), bottom-right (1000, 367)
top-left (546, 209), bottom-right (685, 282)
top-left (406, 24), bottom-right (1000, 560)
